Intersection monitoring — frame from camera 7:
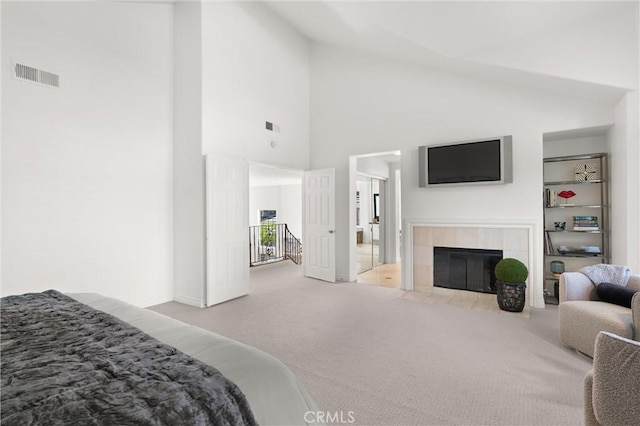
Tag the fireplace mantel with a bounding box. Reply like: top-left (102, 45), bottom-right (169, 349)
top-left (401, 219), bottom-right (545, 309)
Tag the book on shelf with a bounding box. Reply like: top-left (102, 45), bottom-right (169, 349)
top-left (573, 216), bottom-right (598, 223)
top-left (573, 215), bottom-right (598, 230)
top-left (544, 189), bottom-right (556, 207)
top-left (544, 231), bottom-right (554, 254)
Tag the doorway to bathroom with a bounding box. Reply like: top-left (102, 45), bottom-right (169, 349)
top-left (357, 176), bottom-right (384, 274)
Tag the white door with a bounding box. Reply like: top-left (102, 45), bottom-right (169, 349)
top-left (205, 154), bottom-right (250, 306)
top-left (304, 168), bottom-right (336, 282)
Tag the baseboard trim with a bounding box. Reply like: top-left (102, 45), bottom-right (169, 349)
top-left (173, 294), bottom-right (205, 308)
top-left (140, 294), bottom-right (174, 308)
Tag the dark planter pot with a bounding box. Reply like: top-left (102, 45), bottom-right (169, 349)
top-left (496, 280), bottom-right (526, 312)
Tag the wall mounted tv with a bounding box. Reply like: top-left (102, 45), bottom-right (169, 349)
top-left (419, 136), bottom-right (513, 187)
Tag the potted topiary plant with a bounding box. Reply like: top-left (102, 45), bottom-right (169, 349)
top-left (494, 258), bottom-right (528, 312)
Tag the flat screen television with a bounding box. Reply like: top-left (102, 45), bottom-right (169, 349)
top-left (419, 136), bottom-right (512, 187)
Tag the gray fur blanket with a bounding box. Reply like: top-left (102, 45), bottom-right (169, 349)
top-left (580, 264), bottom-right (631, 286)
top-left (0, 290), bottom-right (257, 426)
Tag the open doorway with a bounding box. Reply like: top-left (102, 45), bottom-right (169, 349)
top-left (352, 152), bottom-right (402, 288)
top-left (248, 163), bottom-right (304, 268)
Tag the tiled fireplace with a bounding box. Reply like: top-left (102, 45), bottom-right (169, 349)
top-left (407, 222), bottom-right (534, 306)
top-left (433, 247), bottom-right (503, 293)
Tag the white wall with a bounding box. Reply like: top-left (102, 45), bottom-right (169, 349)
top-left (200, 1), bottom-right (310, 171)
top-left (388, 163), bottom-right (402, 263)
top-left (608, 91), bottom-right (640, 271)
top-left (249, 186), bottom-right (280, 227)
top-left (543, 135), bottom-right (607, 158)
top-left (173, 1), bottom-right (205, 307)
top-left (1, 2), bottom-right (174, 307)
top-left (278, 184), bottom-right (303, 238)
top-left (310, 44), bottom-right (615, 285)
top-left (357, 157), bottom-right (390, 179)
top-left (0, 1), bottom-right (4, 293)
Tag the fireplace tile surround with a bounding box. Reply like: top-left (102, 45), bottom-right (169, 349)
top-left (411, 225), bottom-right (531, 306)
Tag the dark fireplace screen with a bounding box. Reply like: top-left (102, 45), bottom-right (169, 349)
top-left (433, 247), bottom-right (503, 294)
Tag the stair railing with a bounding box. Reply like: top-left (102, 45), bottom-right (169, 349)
top-left (249, 223), bottom-right (302, 266)
top-left (284, 224), bottom-right (302, 265)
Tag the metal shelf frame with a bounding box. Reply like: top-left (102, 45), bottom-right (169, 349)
top-left (543, 152), bottom-right (610, 304)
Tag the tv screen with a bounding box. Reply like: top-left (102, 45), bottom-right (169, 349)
top-left (419, 136), bottom-right (512, 187)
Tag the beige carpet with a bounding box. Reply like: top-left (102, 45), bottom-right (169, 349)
top-left (150, 262), bottom-right (592, 425)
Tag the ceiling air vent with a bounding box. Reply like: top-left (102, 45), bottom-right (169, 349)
top-left (13, 62), bottom-right (60, 88)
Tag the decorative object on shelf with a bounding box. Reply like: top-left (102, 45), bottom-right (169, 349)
top-left (554, 221), bottom-right (566, 231)
top-left (582, 246), bottom-right (601, 254)
top-left (573, 215), bottom-right (599, 231)
top-left (557, 245), bottom-right (601, 255)
top-left (557, 190), bottom-right (576, 205)
top-left (574, 161), bottom-right (597, 181)
top-left (494, 258), bottom-right (528, 312)
top-left (550, 260), bottom-right (565, 276)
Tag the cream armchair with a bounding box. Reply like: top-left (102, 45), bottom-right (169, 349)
top-left (558, 272), bottom-right (640, 357)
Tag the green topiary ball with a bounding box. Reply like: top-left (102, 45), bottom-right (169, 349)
top-left (495, 258), bottom-right (529, 283)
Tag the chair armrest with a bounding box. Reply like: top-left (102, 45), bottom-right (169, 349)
top-left (627, 274), bottom-right (640, 291)
top-left (584, 372), bottom-right (598, 426)
top-left (591, 332), bottom-right (640, 425)
top-left (559, 272), bottom-right (598, 303)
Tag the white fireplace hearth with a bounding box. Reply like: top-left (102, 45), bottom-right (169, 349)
top-left (402, 219), bottom-right (544, 308)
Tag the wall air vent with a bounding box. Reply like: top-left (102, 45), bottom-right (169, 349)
top-left (13, 62), bottom-right (60, 88)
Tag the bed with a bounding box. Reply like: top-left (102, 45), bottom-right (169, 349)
top-left (1, 290), bottom-right (319, 425)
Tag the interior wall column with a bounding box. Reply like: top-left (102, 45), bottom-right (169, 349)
top-left (173, 1), bottom-right (205, 307)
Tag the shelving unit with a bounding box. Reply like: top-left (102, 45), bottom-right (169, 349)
top-left (543, 153), bottom-right (609, 304)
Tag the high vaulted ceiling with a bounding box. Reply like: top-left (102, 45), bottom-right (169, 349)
top-left (265, 1), bottom-right (639, 103)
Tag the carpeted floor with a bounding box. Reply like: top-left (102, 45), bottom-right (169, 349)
top-left (150, 262), bottom-right (592, 425)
